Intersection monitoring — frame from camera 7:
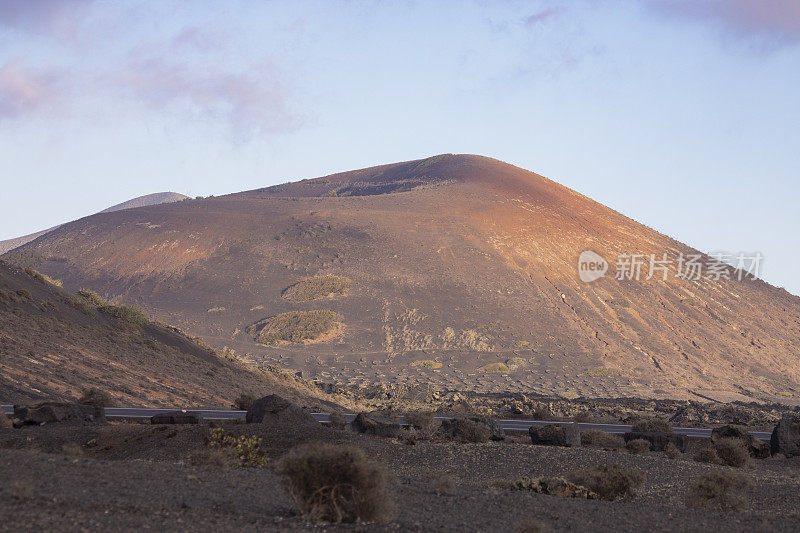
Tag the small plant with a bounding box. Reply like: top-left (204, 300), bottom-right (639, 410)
top-left (566, 463), bottom-right (644, 501)
top-left (282, 275), bottom-right (351, 302)
top-left (278, 442), bottom-right (394, 524)
top-left (581, 430), bottom-right (625, 448)
top-left (631, 417), bottom-right (672, 433)
top-left (694, 445), bottom-right (723, 465)
top-left (665, 442), bottom-right (682, 459)
top-left (573, 411), bottom-right (592, 423)
top-left (208, 428), bottom-right (267, 468)
top-left (100, 303), bottom-right (149, 326)
top-left (79, 388), bottom-right (116, 407)
top-left (78, 289), bottom-right (107, 307)
top-left (626, 438), bottom-right (651, 454)
top-left (25, 267), bottom-right (62, 287)
top-left (713, 438), bottom-right (750, 468)
top-left (232, 393), bottom-right (256, 411)
top-left (685, 471), bottom-right (752, 512)
top-left (65, 297), bottom-right (96, 316)
top-left (531, 406), bottom-right (553, 421)
top-left (404, 411), bottom-right (440, 440)
top-left (440, 418), bottom-right (491, 443)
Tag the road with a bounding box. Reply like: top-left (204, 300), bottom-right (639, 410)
top-left (2, 404), bottom-right (772, 440)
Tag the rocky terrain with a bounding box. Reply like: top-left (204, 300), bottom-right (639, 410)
top-left (7, 154), bottom-right (799, 404)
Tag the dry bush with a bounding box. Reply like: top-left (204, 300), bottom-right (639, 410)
top-left (79, 387), bottom-right (116, 407)
top-left (0, 413), bottom-right (13, 429)
top-left (626, 438), bottom-right (651, 455)
top-left (61, 442), bottom-right (84, 457)
top-left (278, 442), bottom-right (394, 524)
top-left (282, 275), bottom-right (351, 302)
top-left (233, 393), bottom-right (256, 411)
top-left (714, 438), bottom-right (750, 468)
top-left (566, 463), bottom-right (644, 501)
top-left (694, 445), bottom-right (723, 465)
top-left (581, 430), bottom-right (625, 449)
top-left (405, 411), bottom-right (440, 440)
top-left (187, 447), bottom-right (238, 468)
top-left (631, 417), bottom-right (673, 433)
top-left (513, 517), bottom-right (547, 533)
top-left (665, 442), bottom-right (682, 459)
top-left (433, 473), bottom-right (455, 494)
top-left (328, 411), bottom-right (348, 430)
top-left (440, 418), bottom-right (491, 443)
top-left (686, 471), bottom-right (752, 512)
top-left (573, 411), bottom-right (593, 423)
top-left (531, 406), bottom-right (553, 421)
top-left (248, 310), bottom-right (341, 345)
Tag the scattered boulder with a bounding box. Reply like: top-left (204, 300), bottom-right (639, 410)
top-left (245, 395), bottom-right (318, 428)
top-left (469, 417), bottom-right (505, 441)
top-left (711, 425), bottom-right (770, 459)
top-left (770, 416), bottom-right (800, 457)
top-left (151, 411), bottom-right (203, 425)
top-left (529, 423), bottom-right (581, 447)
top-left (351, 411), bottom-right (403, 438)
top-left (13, 402), bottom-right (105, 427)
top-left (440, 418), bottom-right (491, 443)
top-left (623, 431), bottom-right (687, 452)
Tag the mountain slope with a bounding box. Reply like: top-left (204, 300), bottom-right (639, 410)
top-left (14, 154), bottom-right (800, 402)
top-left (0, 192), bottom-right (189, 254)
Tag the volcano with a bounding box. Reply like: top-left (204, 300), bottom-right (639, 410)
top-left (10, 154), bottom-right (800, 403)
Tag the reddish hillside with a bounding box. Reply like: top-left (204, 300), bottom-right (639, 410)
top-left (13, 154), bottom-right (800, 403)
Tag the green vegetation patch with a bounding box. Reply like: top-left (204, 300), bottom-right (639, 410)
top-left (248, 310), bottom-right (342, 345)
top-left (2, 249), bottom-right (43, 269)
top-left (478, 362), bottom-right (510, 374)
top-left (78, 289), bottom-right (107, 307)
top-left (101, 304), bottom-right (149, 326)
top-left (282, 275), bottom-right (351, 302)
top-left (410, 359), bottom-right (442, 369)
top-left (605, 298), bottom-right (631, 308)
top-left (25, 268), bottom-right (62, 287)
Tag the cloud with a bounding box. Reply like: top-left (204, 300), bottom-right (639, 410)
top-left (0, 0), bottom-right (95, 39)
top-left (648, 0), bottom-right (800, 50)
top-left (0, 60), bottom-right (65, 120)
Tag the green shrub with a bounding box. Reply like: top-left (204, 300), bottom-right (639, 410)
top-left (100, 304), bottom-right (149, 326)
top-left (208, 428), bottom-right (267, 468)
top-left (278, 442), bottom-right (393, 523)
top-left (78, 289), bottom-right (107, 307)
top-left (685, 471), bottom-right (752, 512)
top-left (65, 297), bottom-right (96, 317)
top-left (248, 310), bottom-right (342, 345)
top-left (631, 417), bottom-right (672, 433)
top-left (25, 268), bottom-right (62, 287)
top-left (566, 463), bottom-right (644, 501)
top-left (282, 275), bottom-right (351, 302)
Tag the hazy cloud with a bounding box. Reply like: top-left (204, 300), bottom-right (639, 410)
top-left (0, 60), bottom-right (65, 120)
top-left (0, 0), bottom-right (95, 39)
top-left (523, 7), bottom-right (563, 27)
top-left (649, 0), bottom-right (800, 50)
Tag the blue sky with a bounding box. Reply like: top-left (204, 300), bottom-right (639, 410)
top-left (1, 0), bottom-right (799, 294)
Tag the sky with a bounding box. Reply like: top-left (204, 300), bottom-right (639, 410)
top-left (1, 0), bottom-right (799, 294)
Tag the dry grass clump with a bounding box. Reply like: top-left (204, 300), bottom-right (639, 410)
top-left (0, 413), bottom-right (13, 429)
top-left (25, 267), bottom-right (62, 287)
top-left (566, 463), bottom-right (644, 501)
top-left (101, 303), bottom-right (149, 326)
top-left (278, 442), bottom-right (394, 524)
top-left (79, 388), bottom-right (116, 407)
top-left (531, 406), bottom-right (553, 421)
top-left (626, 438), bottom-right (651, 454)
top-left (665, 442), bottom-right (682, 459)
top-left (440, 418), bottom-right (491, 443)
top-left (232, 393), bottom-right (256, 411)
top-left (685, 471), bottom-right (752, 512)
top-left (405, 411), bottom-right (440, 440)
top-left (187, 447), bottom-right (238, 468)
top-left (631, 417), bottom-right (673, 433)
top-left (581, 430), bottom-right (625, 449)
top-left (282, 275), bottom-right (351, 302)
top-left (694, 438), bottom-right (750, 467)
top-left (248, 310), bottom-right (342, 345)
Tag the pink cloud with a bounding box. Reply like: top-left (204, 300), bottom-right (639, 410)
top-left (0, 61), bottom-right (64, 120)
top-left (650, 0), bottom-right (800, 49)
top-left (523, 7), bottom-right (564, 27)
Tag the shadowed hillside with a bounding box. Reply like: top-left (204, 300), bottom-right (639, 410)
top-left (12, 154), bottom-right (800, 403)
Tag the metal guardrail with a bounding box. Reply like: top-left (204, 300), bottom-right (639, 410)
top-left (1, 404), bottom-right (772, 440)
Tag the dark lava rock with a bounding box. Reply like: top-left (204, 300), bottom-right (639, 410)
top-left (711, 424), bottom-right (770, 459)
top-left (13, 402), bottom-right (105, 427)
top-left (529, 424), bottom-right (581, 447)
top-left (245, 395), bottom-right (318, 427)
top-left (352, 411), bottom-right (403, 438)
top-left (151, 411), bottom-right (203, 425)
top-left (623, 431), bottom-right (687, 452)
top-left (469, 417), bottom-right (505, 441)
top-left (440, 418), bottom-right (491, 443)
top-left (770, 416), bottom-right (800, 457)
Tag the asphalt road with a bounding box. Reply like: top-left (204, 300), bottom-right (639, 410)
top-left (1, 404), bottom-right (772, 440)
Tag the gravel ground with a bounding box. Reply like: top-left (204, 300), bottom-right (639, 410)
top-left (1, 422), bottom-right (799, 532)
